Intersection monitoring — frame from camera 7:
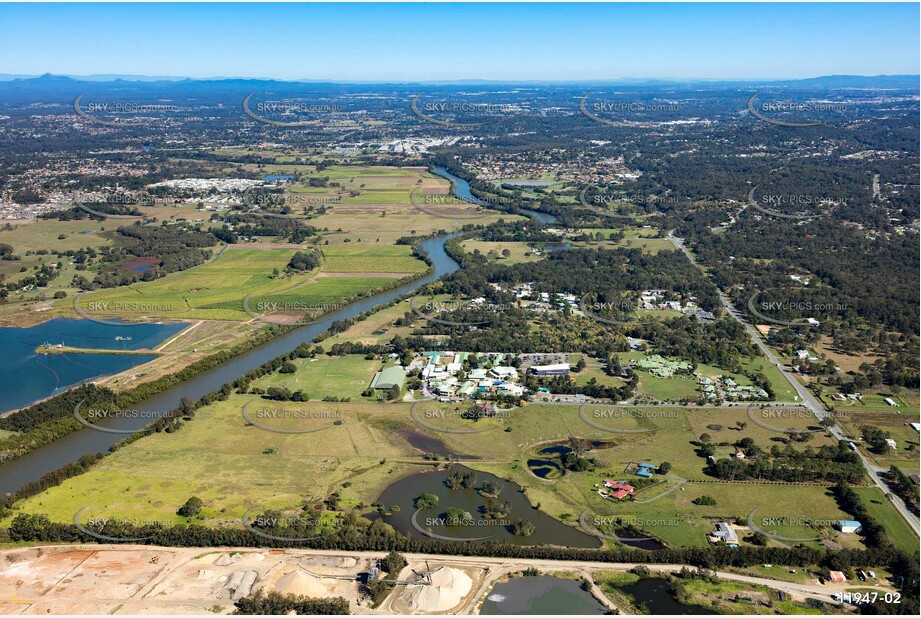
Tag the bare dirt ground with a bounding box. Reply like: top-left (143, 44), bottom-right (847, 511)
top-left (0, 544), bottom-right (881, 615)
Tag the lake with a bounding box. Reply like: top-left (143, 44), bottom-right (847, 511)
top-left (371, 465), bottom-right (600, 548)
top-left (0, 318), bottom-right (186, 414)
top-left (480, 575), bottom-right (606, 615)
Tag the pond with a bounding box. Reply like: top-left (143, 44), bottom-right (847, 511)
top-left (480, 575), bottom-right (607, 615)
top-left (371, 465), bottom-right (600, 548)
top-left (617, 577), bottom-right (718, 614)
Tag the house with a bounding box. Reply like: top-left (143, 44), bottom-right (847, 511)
top-left (885, 438), bottom-right (897, 450)
top-left (602, 481), bottom-right (636, 500)
top-left (884, 397), bottom-right (898, 406)
top-left (837, 520), bottom-right (862, 534)
top-left (369, 365), bottom-right (407, 391)
top-left (710, 522), bottom-right (739, 545)
top-left (734, 448), bottom-right (746, 459)
top-left (828, 571), bottom-right (847, 583)
top-left (530, 363), bottom-right (570, 376)
top-left (635, 468), bottom-right (652, 478)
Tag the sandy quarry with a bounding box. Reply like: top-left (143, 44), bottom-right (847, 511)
top-left (0, 546), bottom-right (372, 615)
top-left (386, 564), bottom-right (480, 614)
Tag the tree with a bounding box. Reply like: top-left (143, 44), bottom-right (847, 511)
top-left (177, 496), bottom-right (203, 517)
top-left (658, 461), bottom-right (672, 474)
top-left (387, 384), bottom-right (400, 401)
top-left (413, 493), bottom-right (439, 510)
top-left (501, 248), bottom-right (511, 258)
top-left (699, 433), bottom-right (712, 443)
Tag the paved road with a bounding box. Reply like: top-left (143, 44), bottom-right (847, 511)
top-left (667, 232), bottom-right (920, 537)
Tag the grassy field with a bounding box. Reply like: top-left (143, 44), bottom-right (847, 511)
top-left (320, 244), bottom-right (428, 273)
top-left (258, 354), bottom-right (385, 400)
top-left (853, 487), bottom-right (920, 554)
top-left (6, 395), bottom-right (867, 552)
top-left (460, 240), bottom-right (545, 265)
top-left (60, 246), bottom-right (420, 322)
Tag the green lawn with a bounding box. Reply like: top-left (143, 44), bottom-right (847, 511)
top-left (258, 354), bottom-right (384, 400)
top-left (853, 487), bottom-right (920, 554)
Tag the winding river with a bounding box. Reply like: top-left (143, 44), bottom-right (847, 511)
top-left (1, 168), bottom-right (559, 497)
top-left (0, 235), bottom-right (459, 495)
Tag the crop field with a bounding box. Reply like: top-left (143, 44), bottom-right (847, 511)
top-left (59, 246), bottom-right (419, 322)
top-left (320, 244), bottom-right (428, 273)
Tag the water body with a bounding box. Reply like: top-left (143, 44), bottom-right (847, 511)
top-left (617, 577), bottom-right (718, 614)
top-left (431, 167), bottom-right (557, 225)
top-left (480, 576), bottom-right (606, 615)
top-left (0, 234), bottom-right (460, 495)
top-left (371, 465), bottom-right (600, 548)
top-left (0, 318), bottom-right (186, 415)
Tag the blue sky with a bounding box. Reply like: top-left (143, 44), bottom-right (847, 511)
top-left (1, 2), bottom-right (918, 81)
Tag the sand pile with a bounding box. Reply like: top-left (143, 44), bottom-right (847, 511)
top-left (273, 569), bottom-right (329, 598)
top-left (402, 566), bottom-right (472, 612)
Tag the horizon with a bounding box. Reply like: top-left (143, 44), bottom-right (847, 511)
top-left (3, 71), bottom-right (920, 84)
top-left (1, 2), bottom-right (918, 81)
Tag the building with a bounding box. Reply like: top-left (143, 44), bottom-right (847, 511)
top-left (885, 438), bottom-right (897, 450)
top-left (530, 363), bottom-right (570, 376)
top-left (734, 448), bottom-right (746, 459)
top-left (369, 365), bottom-right (407, 392)
top-left (837, 520), bottom-right (862, 534)
top-left (710, 522), bottom-right (739, 545)
top-left (828, 571), bottom-right (847, 583)
top-left (602, 480), bottom-right (636, 500)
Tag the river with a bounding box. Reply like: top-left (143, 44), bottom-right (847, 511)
top-left (431, 166), bottom-right (556, 224)
top-left (2, 168), bottom-right (559, 497)
top-left (0, 234), bottom-right (459, 495)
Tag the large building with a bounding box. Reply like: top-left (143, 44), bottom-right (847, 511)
top-left (370, 366), bottom-right (407, 391)
top-left (530, 363), bottom-right (570, 376)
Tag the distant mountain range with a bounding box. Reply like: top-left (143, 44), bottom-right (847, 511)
top-left (0, 72), bottom-right (918, 89)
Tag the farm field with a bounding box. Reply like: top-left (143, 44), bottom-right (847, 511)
top-left (60, 246), bottom-right (423, 322)
top-left (321, 244), bottom-right (428, 273)
top-left (5, 395), bottom-right (875, 553)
